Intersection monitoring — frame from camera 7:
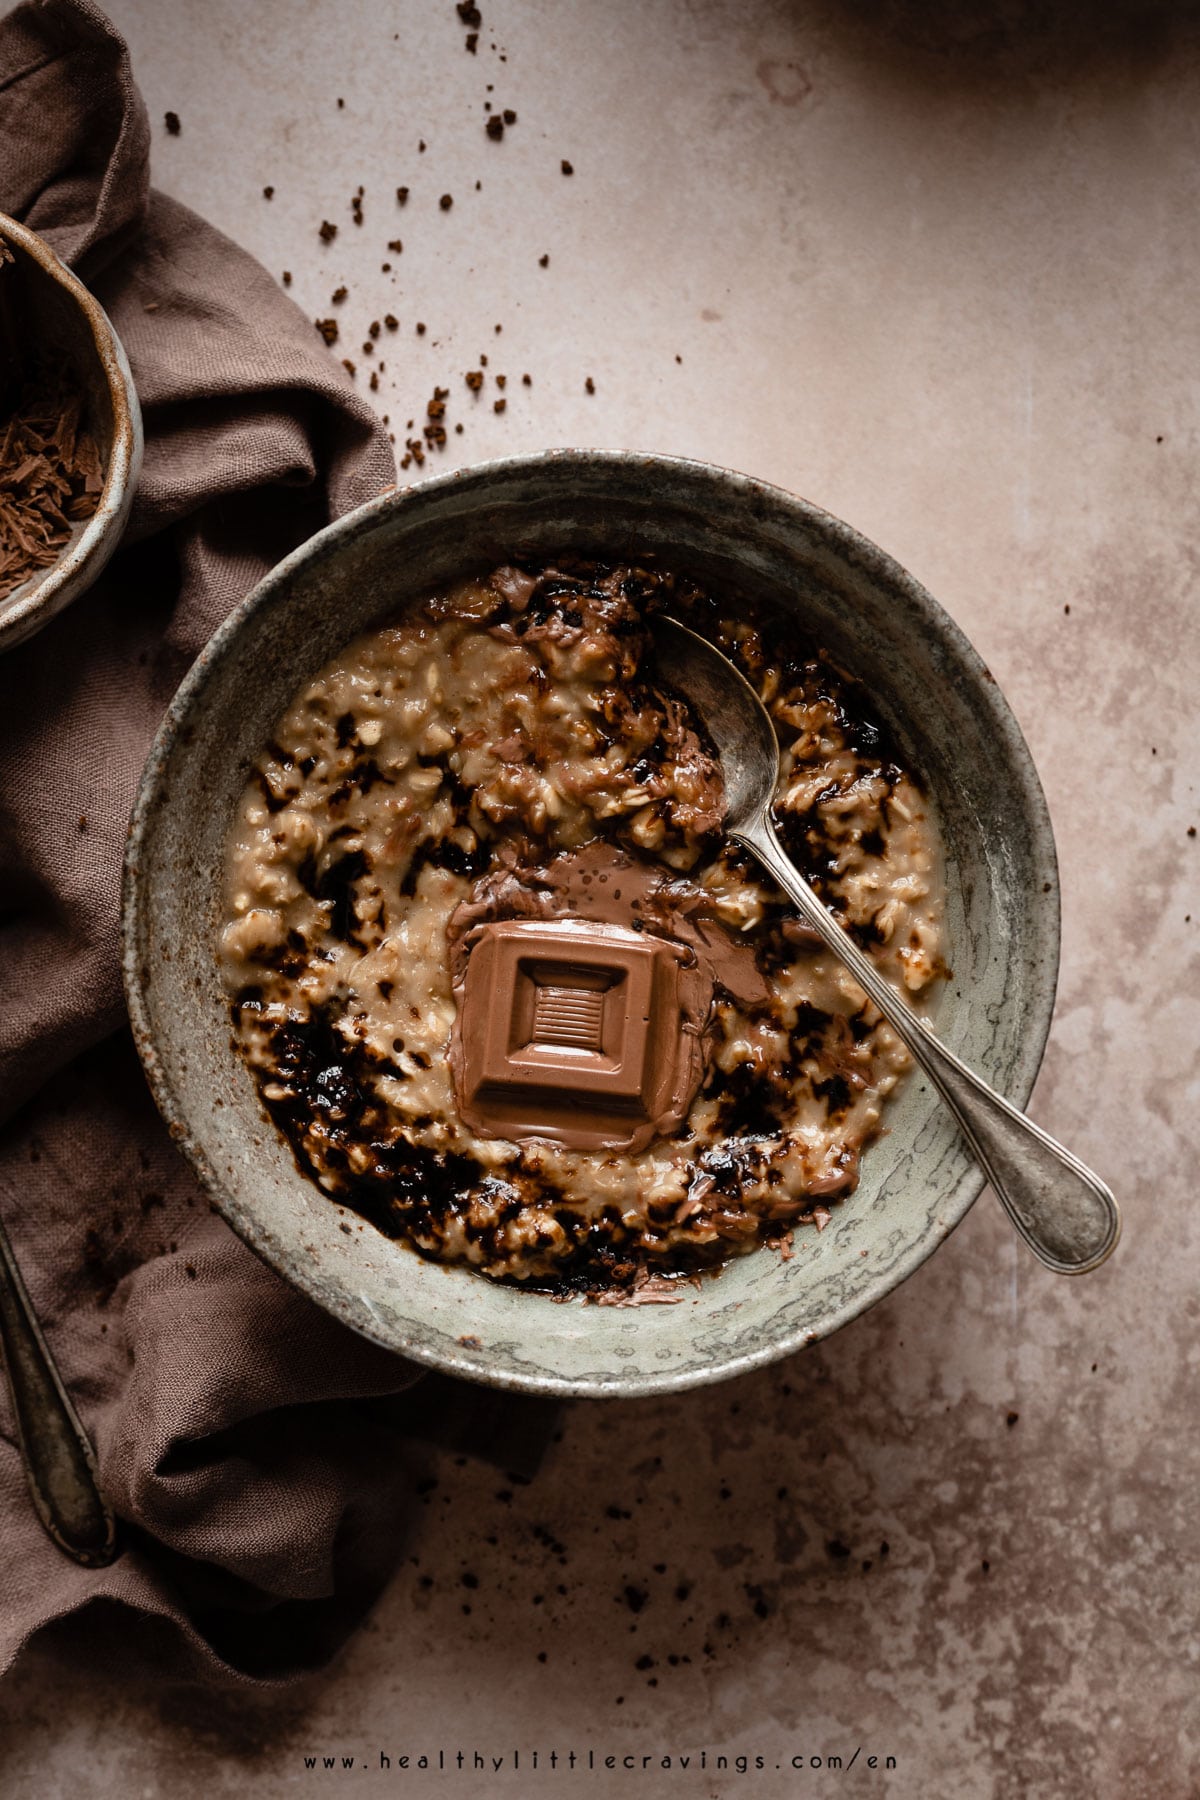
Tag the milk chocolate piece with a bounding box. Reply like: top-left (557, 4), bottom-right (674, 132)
top-left (451, 918), bottom-right (710, 1151)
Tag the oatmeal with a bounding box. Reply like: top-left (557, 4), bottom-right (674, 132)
top-left (220, 559), bottom-right (946, 1293)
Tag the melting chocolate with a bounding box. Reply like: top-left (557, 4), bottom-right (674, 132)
top-left (447, 843), bottom-right (766, 1150)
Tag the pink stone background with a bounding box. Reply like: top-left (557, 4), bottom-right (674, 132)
top-left (2, 2), bottom-right (1196, 1794)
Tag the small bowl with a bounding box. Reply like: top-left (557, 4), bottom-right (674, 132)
top-left (123, 452), bottom-right (1059, 1398)
top-left (0, 212), bottom-right (142, 653)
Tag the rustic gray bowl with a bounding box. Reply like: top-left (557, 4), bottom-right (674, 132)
top-left (123, 452), bottom-right (1059, 1397)
top-left (0, 212), bottom-right (142, 653)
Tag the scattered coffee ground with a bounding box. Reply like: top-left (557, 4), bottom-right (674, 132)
top-left (164, 110), bottom-right (181, 135)
top-left (585, 376), bottom-right (595, 393)
top-left (0, 361), bottom-right (104, 603)
top-left (282, 271), bottom-right (292, 285)
top-left (262, 185), bottom-right (274, 200)
top-left (296, 8), bottom-right (584, 455)
top-left (425, 385), bottom-right (449, 446)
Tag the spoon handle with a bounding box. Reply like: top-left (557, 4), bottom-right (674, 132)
top-left (0, 1209), bottom-right (118, 1565)
top-left (736, 818), bottom-right (1120, 1275)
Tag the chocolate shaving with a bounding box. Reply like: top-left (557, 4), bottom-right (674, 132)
top-left (0, 362), bottom-right (103, 604)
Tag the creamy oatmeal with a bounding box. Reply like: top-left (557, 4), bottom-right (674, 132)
top-left (220, 559), bottom-right (946, 1295)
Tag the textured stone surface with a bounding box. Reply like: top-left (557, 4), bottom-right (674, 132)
top-left (2, 0), bottom-right (1196, 1794)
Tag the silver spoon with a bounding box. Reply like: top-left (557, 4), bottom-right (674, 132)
top-left (0, 1210), bottom-right (118, 1565)
top-left (653, 616), bottom-right (1120, 1275)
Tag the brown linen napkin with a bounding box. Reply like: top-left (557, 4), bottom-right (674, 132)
top-left (0, 0), bottom-right (546, 1684)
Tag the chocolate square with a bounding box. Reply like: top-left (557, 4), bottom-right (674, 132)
top-left (451, 918), bottom-right (698, 1151)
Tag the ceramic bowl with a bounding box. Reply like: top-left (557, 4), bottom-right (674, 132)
top-left (0, 212), bottom-right (142, 653)
top-left (123, 451), bottom-right (1059, 1397)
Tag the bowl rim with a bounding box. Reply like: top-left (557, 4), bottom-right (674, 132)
top-left (0, 210), bottom-right (143, 650)
top-left (122, 448), bottom-right (1061, 1396)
